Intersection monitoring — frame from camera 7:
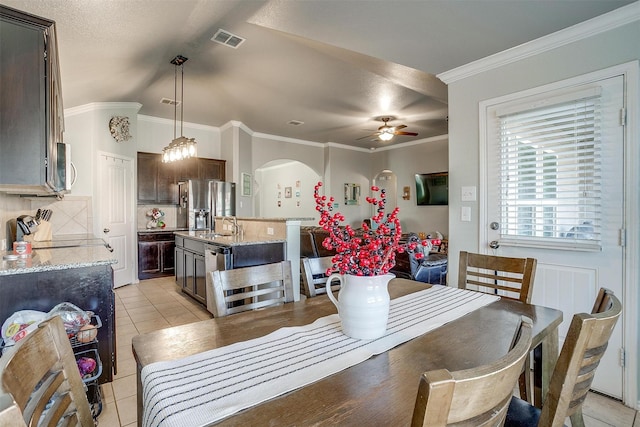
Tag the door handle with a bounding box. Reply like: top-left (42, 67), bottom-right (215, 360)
top-left (103, 228), bottom-right (110, 234)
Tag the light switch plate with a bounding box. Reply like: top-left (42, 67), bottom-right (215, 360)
top-left (461, 186), bottom-right (477, 202)
top-left (461, 206), bottom-right (472, 222)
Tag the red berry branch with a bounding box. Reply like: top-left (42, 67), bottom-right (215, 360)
top-left (314, 182), bottom-right (428, 276)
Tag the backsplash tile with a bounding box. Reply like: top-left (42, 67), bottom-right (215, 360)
top-left (137, 205), bottom-right (177, 230)
top-left (29, 196), bottom-right (93, 236)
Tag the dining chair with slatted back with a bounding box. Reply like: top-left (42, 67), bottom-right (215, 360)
top-left (458, 251), bottom-right (537, 303)
top-left (300, 256), bottom-right (340, 298)
top-left (412, 317), bottom-right (533, 427)
top-left (459, 251), bottom-right (539, 403)
top-left (505, 288), bottom-right (622, 427)
top-left (209, 260), bottom-right (295, 317)
top-left (0, 316), bottom-right (94, 427)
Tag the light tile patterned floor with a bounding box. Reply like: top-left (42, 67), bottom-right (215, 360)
top-left (97, 277), bottom-right (638, 427)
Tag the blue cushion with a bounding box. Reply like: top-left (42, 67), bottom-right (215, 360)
top-left (505, 396), bottom-right (540, 427)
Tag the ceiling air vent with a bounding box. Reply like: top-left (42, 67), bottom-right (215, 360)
top-left (160, 97), bottom-right (180, 106)
top-left (211, 29), bottom-right (245, 49)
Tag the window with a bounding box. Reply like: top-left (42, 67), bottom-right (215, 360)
top-left (495, 87), bottom-right (602, 250)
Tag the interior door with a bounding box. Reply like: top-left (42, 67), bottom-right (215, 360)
top-left (97, 152), bottom-right (135, 288)
top-left (484, 75), bottom-right (625, 398)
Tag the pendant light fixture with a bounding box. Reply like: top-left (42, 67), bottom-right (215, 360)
top-left (162, 55), bottom-right (197, 163)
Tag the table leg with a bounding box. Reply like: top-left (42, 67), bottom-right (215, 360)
top-left (533, 327), bottom-right (559, 408)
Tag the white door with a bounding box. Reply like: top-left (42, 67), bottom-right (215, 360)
top-left (97, 152), bottom-right (135, 288)
top-left (483, 75), bottom-right (625, 398)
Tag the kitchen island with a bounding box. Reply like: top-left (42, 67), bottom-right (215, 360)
top-left (0, 242), bottom-right (117, 384)
top-left (175, 216), bottom-right (312, 311)
top-left (175, 231), bottom-right (287, 312)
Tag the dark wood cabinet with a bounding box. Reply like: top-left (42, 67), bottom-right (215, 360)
top-left (176, 157), bottom-right (199, 182)
top-left (137, 231), bottom-right (175, 279)
top-left (199, 159), bottom-right (225, 181)
top-left (174, 236), bottom-right (207, 304)
top-left (0, 5), bottom-right (66, 195)
top-left (0, 265), bottom-right (115, 384)
top-left (137, 152), bottom-right (225, 204)
top-left (137, 152), bottom-right (177, 204)
top-left (175, 157), bottom-right (225, 182)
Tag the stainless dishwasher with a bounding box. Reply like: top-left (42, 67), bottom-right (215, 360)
top-left (204, 243), bottom-right (232, 314)
top-left (204, 243), bottom-right (232, 272)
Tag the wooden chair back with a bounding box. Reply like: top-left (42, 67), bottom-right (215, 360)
top-left (538, 288), bottom-right (622, 427)
top-left (0, 316), bottom-right (94, 427)
top-left (458, 251), bottom-right (537, 303)
top-left (412, 317), bottom-right (533, 427)
top-left (300, 256), bottom-right (340, 298)
top-left (209, 261), bottom-right (294, 317)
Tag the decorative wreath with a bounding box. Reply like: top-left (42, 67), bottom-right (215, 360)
top-left (108, 116), bottom-right (132, 143)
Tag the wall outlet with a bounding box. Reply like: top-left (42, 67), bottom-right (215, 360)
top-left (1, 239), bottom-right (5, 250)
top-left (267, 227), bottom-right (274, 235)
top-left (461, 186), bottom-right (477, 202)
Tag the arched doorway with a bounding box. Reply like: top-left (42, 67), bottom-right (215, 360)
top-left (254, 160), bottom-right (320, 223)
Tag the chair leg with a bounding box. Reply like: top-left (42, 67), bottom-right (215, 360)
top-left (569, 409), bottom-right (586, 427)
top-left (518, 353), bottom-right (532, 403)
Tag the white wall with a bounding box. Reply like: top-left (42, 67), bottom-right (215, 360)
top-left (255, 161), bottom-right (320, 223)
top-left (137, 115), bottom-right (220, 158)
top-left (370, 137), bottom-right (449, 236)
top-left (322, 145), bottom-right (372, 227)
top-left (446, 21), bottom-right (639, 287)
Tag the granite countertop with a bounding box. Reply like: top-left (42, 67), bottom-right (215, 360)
top-left (175, 231), bottom-right (286, 247)
top-left (1, 245), bottom-right (117, 276)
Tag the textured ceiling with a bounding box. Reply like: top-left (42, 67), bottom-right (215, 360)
top-left (1, 0), bottom-right (636, 149)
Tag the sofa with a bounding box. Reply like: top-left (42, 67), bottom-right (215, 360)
top-left (391, 232), bottom-right (448, 285)
top-left (300, 228), bottom-right (447, 285)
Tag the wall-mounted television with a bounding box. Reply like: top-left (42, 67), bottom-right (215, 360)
top-left (415, 172), bottom-right (448, 206)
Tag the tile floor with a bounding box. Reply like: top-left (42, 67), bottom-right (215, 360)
top-left (97, 277), bottom-right (638, 427)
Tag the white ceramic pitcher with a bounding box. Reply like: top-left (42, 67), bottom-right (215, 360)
top-left (325, 273), bottom-right (394, 339)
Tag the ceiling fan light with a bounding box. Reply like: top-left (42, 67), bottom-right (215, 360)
top-left (379, 132), bottom-right (394, 141)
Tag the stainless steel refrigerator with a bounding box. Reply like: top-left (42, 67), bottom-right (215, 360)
top-left (209, 180), bottom-right (236, 219)
top-left (177, 179), bottom-right (211, 230)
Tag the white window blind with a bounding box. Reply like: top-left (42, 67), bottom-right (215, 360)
top-left (496, 89), bottom-right (602, 251)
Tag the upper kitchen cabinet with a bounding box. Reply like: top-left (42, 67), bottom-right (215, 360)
top-left (137, 152), bottom-right (226, 204)
top-left (175, 157), bottom-right (226, 182)
top-left (198, 158), bottom-right (225, 182)
top-left (137, 152), bottom-right (177, 205)
top-left (0, 5), bottom-right (68, 196)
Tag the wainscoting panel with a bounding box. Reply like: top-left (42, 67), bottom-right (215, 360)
top-left (530, 262), bottom-right (598, 342)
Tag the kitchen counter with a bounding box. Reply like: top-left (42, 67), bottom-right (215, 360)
top-left (175, 230), bottom-right (286, 247)
top-left (0, 245), bottom-right (117, 276)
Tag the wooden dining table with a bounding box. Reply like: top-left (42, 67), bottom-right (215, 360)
top-left (132, 279), bottom-right (563, 426)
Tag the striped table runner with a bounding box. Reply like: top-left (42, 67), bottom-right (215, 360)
top-left (141, 285), bottom-right (499, 427)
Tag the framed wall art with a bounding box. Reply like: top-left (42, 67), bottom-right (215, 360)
top-left (242, 173), bottom-right (252, 197)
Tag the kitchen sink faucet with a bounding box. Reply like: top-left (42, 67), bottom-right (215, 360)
top-left (221, 216), bottom-right (242, 236)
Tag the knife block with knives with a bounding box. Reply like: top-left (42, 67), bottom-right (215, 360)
top-left (25, 209), bottom-right (53, 242)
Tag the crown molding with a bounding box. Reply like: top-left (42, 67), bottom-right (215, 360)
top-left (65, 102), bottom-right (142, 116)
top-left (370, 134), bottom-right (449, 152)
top-left (253, 131), bottom-right (326, 148)
top-left (437, 2), bottom-right (640, 84)
top-left (137, 114), bottom-right (218, 132)
top-left (219, 120), bottom-right (254, 135)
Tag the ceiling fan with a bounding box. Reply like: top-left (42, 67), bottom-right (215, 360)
top-left (358, 117), bottom-right (418, 142)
